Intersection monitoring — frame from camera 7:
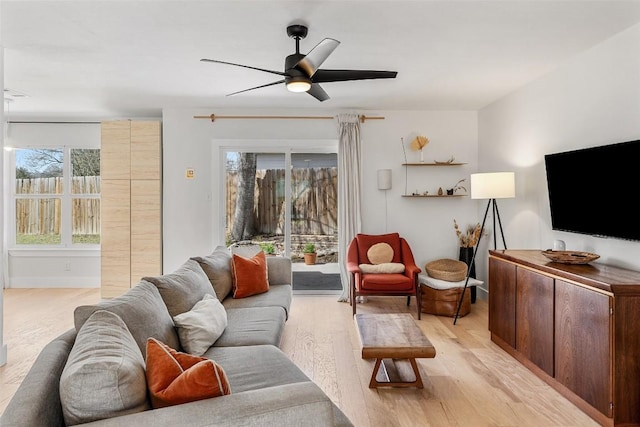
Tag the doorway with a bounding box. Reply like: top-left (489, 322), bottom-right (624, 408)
top-left (223, 147), bottom-right (340, 294)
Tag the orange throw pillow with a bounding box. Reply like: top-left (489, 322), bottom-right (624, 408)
top-left (145, 338), bottom-right (231, 409)
top-left (231, 251), bottom-right (269, 298)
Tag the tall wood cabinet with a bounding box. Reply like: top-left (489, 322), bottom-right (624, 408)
top-left (101, 120), bottom-right (162, 298)
top-left (488, 250), bottom-right (640, 426)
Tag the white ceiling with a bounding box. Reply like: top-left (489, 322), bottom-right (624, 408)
top-left (2, 0), bottom-right (640, 119)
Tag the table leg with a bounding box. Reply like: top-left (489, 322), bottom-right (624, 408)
top-left (368, 358), bottom-right (424, 388)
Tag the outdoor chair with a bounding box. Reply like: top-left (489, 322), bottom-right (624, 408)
top-left (346, 233), bottom-right (422, 319)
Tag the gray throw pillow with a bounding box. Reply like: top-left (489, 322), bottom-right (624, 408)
top-left (60, 310), bottom-right (149, 426)
top-left (143, 258), bottom-right (214, 318)
top-left (191, 246), bottom-right (233, 301)
top-left (74, 280), bottom-right (180, 358)
top-left (173, 294), bottom-right (228, 356)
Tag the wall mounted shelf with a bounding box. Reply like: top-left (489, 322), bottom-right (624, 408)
top-left (402, 162), bottom-right (467, 166)
top-left (402, 194), bottom-right (466, 198)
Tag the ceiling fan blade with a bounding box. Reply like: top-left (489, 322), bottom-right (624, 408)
top-left (201, 58), bottom-right (286, 77)
top-left (307, 83), bottom-right (330, 102)
top-left (295, 38), bottom-right (340, 77)
top-left (312, 69), bottom-right (397, 83)
top-left (226, 80), bottom-right (285, 96)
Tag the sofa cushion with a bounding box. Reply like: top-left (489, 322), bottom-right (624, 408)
top-left (202, 345), bottom-right (310, 393)
top-left (231, 251), bottom-right (269, 298)
top-left (173, 294), bottom-right (228, 356)
top-left (146, 338), bottom-right (231, 409)
top-left (191, 246), bottom-right (234, 301)
top-left (60, 310), bottom-right (149, 426)
top-left (214, 307), bottom-right (285, 347)
top-left (143, 259), bottom-right (214, 317)
top-left (222, 283), bottom-right (292, 318)
top-left (74, 280), bottom-right (180, 358)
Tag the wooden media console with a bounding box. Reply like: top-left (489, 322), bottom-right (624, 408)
top-left (488, 250), bottom-right (640, 427)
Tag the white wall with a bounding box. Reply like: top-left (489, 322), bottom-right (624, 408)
top-left (161, 108), bottom-right (479, 274)
top-left (477, 23), bottom-right (640, 277)
top-left (4, 123), bottom-right (101, 288)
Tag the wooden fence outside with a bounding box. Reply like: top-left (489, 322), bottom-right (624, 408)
top-left (15, 176), bottom-right (100, 235)
top-left (226, 168), bottom-right (338, 236)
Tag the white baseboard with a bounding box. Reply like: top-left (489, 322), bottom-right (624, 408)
top-left (0, 344), bottom-right (7, 367)
top-left (8, 277), bottom-right (100, 288)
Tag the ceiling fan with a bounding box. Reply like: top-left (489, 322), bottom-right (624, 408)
top-left (200, 24), bottom-right (397, 102)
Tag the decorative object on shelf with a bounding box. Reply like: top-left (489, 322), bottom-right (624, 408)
top-left (435, 155), bottom-right (455, 164)
top-left (541, 250), bottom-right (600, 264)
top-left (454, 171), bottom-right (516, 324)
top-left (438, 187), bottom-right (443, 196)
top-left (303, 243), bottom-right (317, 265)
top-left (411, 135), bottom-right (429, 163)
top-left (446, 179), bottom-right (467, 195)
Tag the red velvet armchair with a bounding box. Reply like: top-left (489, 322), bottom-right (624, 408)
top-left (346, 233), bottom-right (422, 319)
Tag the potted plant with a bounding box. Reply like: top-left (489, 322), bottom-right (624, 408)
top-left (446, 179), bottom-right (467, 195)
top-left (303, 243), bottom-right (317, 265)
top-left (260, 242), bottom-right (276, 256)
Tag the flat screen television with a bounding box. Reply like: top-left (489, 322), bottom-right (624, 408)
top-left (544, 139), bottom-right (640, 241)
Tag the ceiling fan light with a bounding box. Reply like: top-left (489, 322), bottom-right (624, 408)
top-left (286, 79), bottom-right (311, 93)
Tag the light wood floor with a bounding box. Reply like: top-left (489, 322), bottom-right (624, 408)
top-left (0, 289), bottom-right (598, 426)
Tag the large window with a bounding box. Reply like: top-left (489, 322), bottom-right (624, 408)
top-left (13, 147), bottom-right (100, 246)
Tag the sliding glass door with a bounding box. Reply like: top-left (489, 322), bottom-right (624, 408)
top-left (223, 147), bottom-right (339, 292)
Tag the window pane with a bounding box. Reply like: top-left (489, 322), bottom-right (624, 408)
top-left (71, 148), bottom-right (100, 194)
top-left (225, 152), bottom-right (285, 252)
top-left (72, 198), bottom-right (100, 244)
top-left (290, 153), bottom-right (338, 262)
top-left (15, 148), bottom-right (63, 194)
top-left (16, 198), bottom-right (61, 244)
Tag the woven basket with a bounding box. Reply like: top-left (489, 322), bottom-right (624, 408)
top-left (425, 259), bottom-right (468, 282)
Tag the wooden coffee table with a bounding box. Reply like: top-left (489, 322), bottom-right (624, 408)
top-left (354, 313), bottom-right (436, 388)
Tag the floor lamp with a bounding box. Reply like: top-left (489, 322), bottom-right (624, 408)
top-left (454, 172), bottom-right (515, 324)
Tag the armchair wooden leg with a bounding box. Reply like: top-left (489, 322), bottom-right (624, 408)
top-left (406, 296), bottom-right (411, 306)
top-left (417, 285), bottom-right (422, 320)
top-left (352, 285), bottom-right (357, 317)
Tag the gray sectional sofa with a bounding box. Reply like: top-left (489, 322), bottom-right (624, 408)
top-left (1, 246), bottom-right (353, 427)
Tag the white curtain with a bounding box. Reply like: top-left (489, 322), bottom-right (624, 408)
top-left (336, 114), bottom-right (362, 302)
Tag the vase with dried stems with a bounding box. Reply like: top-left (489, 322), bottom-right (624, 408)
top-left (453, 219), bottom-right (484, 302)
top-left (411, 135), bottom-right (429, 163)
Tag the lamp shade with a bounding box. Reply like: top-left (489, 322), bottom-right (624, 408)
top-left (470, 172), bottom-right (515, 199)
top-left (377, 169), bottom-right (392, 190)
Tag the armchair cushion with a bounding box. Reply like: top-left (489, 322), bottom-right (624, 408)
top-left (359, 263), bottom-right (405, 274)
top-left (366, 243), bottom-right (394, 264)
top-left (355, 233), bottom-right (402, 264)
top-left (360, 273), bottom-right (414, 292)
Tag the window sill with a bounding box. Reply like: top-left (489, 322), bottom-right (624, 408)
top-left (8, 247), bottom-right (100, 257)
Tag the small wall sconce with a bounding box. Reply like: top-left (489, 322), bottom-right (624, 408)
top-left (377, 169), bottom-right (392, 190)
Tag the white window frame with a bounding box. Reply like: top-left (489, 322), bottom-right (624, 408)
top-left (9, 146), bottom-right (101, 249)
